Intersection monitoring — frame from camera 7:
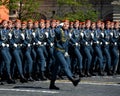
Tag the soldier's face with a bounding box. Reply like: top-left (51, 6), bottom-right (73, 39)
top-left (91, 23), bottom-right (96, 29)
top-left (51, 22), bottom-right (56, 28)
top-left (28, 22), bottom-right (33, 28)
top-left (97, 22), bottom-right (101, 28)
top-left (56, 21), bottom-right (60, 26)
top-left (15, 22), bottom-right (21, 28)
top-left (74, 22), bottom-right (79, 28)
top-left (110, 23), bottom-right (114, 29)
top-left (45, 22), bottom-right (50, 28)
top-left (21, 24), bottom-right (26, 29)
top-left (2, 21), bottom-right (8, 28)
top-left (106, 24), bottom-right (110, 29)
top-left (114, 23), bottom-right (119, 29)
top-left (86, 22), bottom-right (91, 28)
top-left (33, 23), bottom-right (39, 28)
top-left (8, 23), bottom-right (13, 29)
top-left (101, 24), bottom-right (105, 29)
top-left (81, 24), bottom-right (85, 28)
top-left (39, 22), bottom-right (45, 28)
top-left (63, 22), bottom-right (69, 30)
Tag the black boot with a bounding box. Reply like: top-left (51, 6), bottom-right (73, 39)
top-left (49, 80), bottom-right (60, 90)
top-left (20, 75), bottom-right (27, 83)
top-left (86, 71), bottom-right (91, 77)
top-left (7, 76), bottom-right (15, 84)
top-left (40, 72), bottom-right (47, 81)
top-left (99, 69), bottom-right (105, 76)
top-left (28, 74), bottom-right (34, 81)
top-left (69, 77), bottom-right (80, 86)
top-left (79, 69), bottom-right (85, 77)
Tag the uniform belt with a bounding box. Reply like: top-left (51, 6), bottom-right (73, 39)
top-left (55, 47), bottom-right (65, 52)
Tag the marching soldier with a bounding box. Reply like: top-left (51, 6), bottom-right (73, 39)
top-left (82, 20), bottom-right (93, 76)
top-left (35, 19), bottom-right (47, 80)
top-left (24, 20), bottom-right (34, 81)
top-left (49, 20), bottom-right (80, 90)
top-left (91, 21), bottom-right (104, 75)
top-left (45, 20), bottom-right (56, 76)
top-left (102, 21), bottom-right (112, 75)
top-left (11, 19), bottom-right (27, 83)
top-left (110, 21), bottom-right (119, 75)
top-left (0, 20), bottom-right (15, 84)
top-left (69, 20), bottom-right (84, 77)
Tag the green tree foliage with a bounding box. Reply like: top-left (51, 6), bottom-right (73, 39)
top-left (8, 0), bottom-right (42, 20)
top-left (55, 0), bottom-right (98, 21)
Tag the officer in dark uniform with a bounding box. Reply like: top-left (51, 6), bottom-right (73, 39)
top-left (45, 20), bottom-right (56, 76)
top-left (49, 20), bottom-right (80, 90)
top-left (102, 21), bottom-right (112, 75)
top-left (82, 20), bottom-right (93, 76)
top-left (91, 21), bottom-right (104, 75)
top-left (110, 21), bottom-right (119, 75)
top-left (35, 19), bottom-right (47, 80)
top-left (11, 19), bottom-right (27, 83)
top-left (32, 21), bottom-right (39, 80)
top-left (24, 20), bottom-right (34, 81)
top-left (0, 20), bottom-right (15, 84)
top-left (69, 20), bottom-right (84, 77)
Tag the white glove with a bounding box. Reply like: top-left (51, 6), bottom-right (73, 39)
top-left (64, 52), bottom-right (69, 57)
top-left (44, 42), bottom-right (47, 45)
top-left (32, 32), bottom-right (35, 38)
top-left (101, 33), bottom-right (104, 38)
top-left (114, 42), bottom-right (117, 45)
top-left (28, 43), bottom-right (31, 47)
top-left (21, 33), bottom-right (25, 40)
top-left (85, 42), bottom-right (88, 45)
top-left (8, 33), bottom-right (12, 39)
top-left (38, 41), bottom-right (41, 45)
top-left (91, 42), bottom-right (93, 45)
top-left (91, 33), bottom-right (94, 38)
top-left (96, 41), bottom-right (99, 44)
top-left (6, 44), bottom-right (9, 47)
top-left (59, 23), bottom-right (64, 26)
top-left (100, 42), bottom-right (102, 45)
top-left (75, 43), bottom-right (78, 46)
top-left (80, 32), bottom-right (84, 38)
top-left (69, 33), bottom-right (72, 38)
top-left (45, 32), bottom-right (49, 38)
top-left (2, 43), bottom-right (5, 47)
top-left (20, 44), bottom-right (22, 47)
top-left (110, 32), bottom-right (113, 37)
top-left (14, 43), bottom-right (17, 47)
top-left (33, 42), bottom-right (35, 45)
top-left (50, 43), bottom-right (53, 47)
top-left (105, 42), bottom-right (108, 45)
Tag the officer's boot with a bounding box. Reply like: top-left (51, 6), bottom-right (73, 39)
top-left (68, 77), bottom-right (80, 86)
top-left (20, 75), bottom-right (27, 83)
top-left (7, 75), bottom-right (16, 84)
top-left (49, 80), bottom-right (60, 90)
top-left (99, 69), bottom-right (105, 76)
top-left (28, 73), bottom-right (34, 81)
top-left (86, 70), bottom-right (91, 77)
top-left (40, 72), bottom-right (47, 81)
top-left (79, 69), bottom-right (85, 77)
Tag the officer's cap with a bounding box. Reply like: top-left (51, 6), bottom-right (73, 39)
top-left (62, 19), bottom-right (69, 23)
top-left (39, 19), bottom-right (45, 23)
top-left (27, 19), bottom-right (33, 23)
top-left (33, 21), bottom-right (39, 24)
top-left (46, 20), bottom-right (50, 23)
top-left (15, 19), bottom-right (21, 23)
top-left (51, 19), bottom-right (56, 23)
top-left (22, 21), bottom-right (27, 25)
top-left (85, 20), bottom-right (91, 23)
